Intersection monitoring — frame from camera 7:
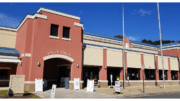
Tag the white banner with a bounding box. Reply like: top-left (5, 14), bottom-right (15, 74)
top-left (115, 81), bottom-right (120, 93)
top-left (35, 79), bottom-right (43, 92)
top-left (50, 84), bottom-right (57, 99)
top-left (74, 78), bottom-right (80, 90)
top-left (110, 74), bottom-right (113, 83)
top-left (87, 79), bottom-right (94, 92)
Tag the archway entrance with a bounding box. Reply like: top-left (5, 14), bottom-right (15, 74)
top-left (43, 57), bottom-right (72, 90)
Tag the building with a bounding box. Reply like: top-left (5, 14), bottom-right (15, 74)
top-left (0, 8), bottom-right (179, 92)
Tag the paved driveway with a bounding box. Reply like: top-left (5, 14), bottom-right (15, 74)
top-left (35, 88), bottom-right (115, 98)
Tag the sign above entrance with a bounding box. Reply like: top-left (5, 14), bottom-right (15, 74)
top-left (48, 50), bottom-right (71, 56)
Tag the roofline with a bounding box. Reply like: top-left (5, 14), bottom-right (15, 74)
top-left (83, 31), bottom-right (158, 49)
top-left (0, 26), bottom-right (17, 32)
top-left (37, 7), bottom-right (80, 20)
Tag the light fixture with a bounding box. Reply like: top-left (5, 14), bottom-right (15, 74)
top-left (104, 66), bottom-right (106, 69)
top-left (37, 62), bottom-right (40, 66)
top-left (76, 64), bottom-right (79, 68)
top-left (20, 62), bottom-right (22, 66)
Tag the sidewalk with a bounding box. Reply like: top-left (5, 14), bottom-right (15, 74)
top-left (93, 85), bottom-right (180, 98)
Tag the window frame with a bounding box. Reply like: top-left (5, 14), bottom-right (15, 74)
top-left (50, 24), bottom-right (59, 37)
top-left (62, 26), bottom-right (71, 39)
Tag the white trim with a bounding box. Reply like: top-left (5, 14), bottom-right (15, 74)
top-left (62, 37), bottom-right (71, 41)
top-left (16, 14), bottom-right (47, 31)
top-left (49, 36), bottom-right (59, 39)
top-left (159, 47), bottom-right (180, 51)
top-left (21, 53), bottom-right (24, 57)
top-left (98, 80), bottom-right (108, 82)
top-left (0, 55), bottom-right (18, 59)
top-left (162, 44), bottom-right (180, 48)
top-left (103, 47), bottom-right (107, 49)
top-left (0, 26), bottom-right (16, 32)
top-left (0, 58), bottom-right (21, 63)
top-left (43, 54), bottom-right (74, 62)
top-left (24, 81), bottom-right (35, 84)
top-left (37, 8), bottom-right (80, 20)
top-left (25, 53), bottom-right (31, 57)
top-left (69, 80), bottom-right (84, 83)
top-left (74, 22), bottom-right (84, 29)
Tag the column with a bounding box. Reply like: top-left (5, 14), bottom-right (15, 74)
top-left (167, 58), bottom-right (172, 80)
top-left (140, 54), bottom-right (144, 80)
top-left (120, 68), bottom-right (123, 80)
top-left (98, 48), bottom-right (108, 87)
top-left (155, 56), bottom-right (159, 81)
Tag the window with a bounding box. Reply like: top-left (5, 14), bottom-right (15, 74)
top-left (0, 69), bottom-right (8, 80)
top-left (171, 71), bottom-right (178, 80)
top-left (145, 69), bottom-right (155, 80)
top-left (50, 24), bottom-right (59, 36)
top-left (127, 68), bottom-right (140, 80)
top-left (63, 27), bottom-right (70, 38)
top-left (126, 43), bottom-right (129, 48)
top-left (159, 70), bottom-right (167, 80)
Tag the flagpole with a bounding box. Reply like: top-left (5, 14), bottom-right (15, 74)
top-left (122, 4), bottom-right (126, 91)
top-left (157, 2), bottom-right (165, 89)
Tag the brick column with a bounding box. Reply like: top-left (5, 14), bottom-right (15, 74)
top-left (140, 54), bottom-right (144, 80)
top-left (98, 48), bottom-right (108, 87)
top-left (120, 68), bottom-right (123, 80)
top-left (125, 52), bottom-right (127, 79)
top-left (178, 71), bottom-right (180, 80)
top-left (155, 56), bottom-right (159, 80)
top-left (167, 58), bottom-right (172, 80)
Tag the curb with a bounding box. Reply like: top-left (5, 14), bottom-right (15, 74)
top-left (120, 91), bottom-right (180, 98)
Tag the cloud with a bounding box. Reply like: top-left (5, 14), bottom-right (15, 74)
top-left (126, 35), bottom-right (140, 41)
top-left (0, 13), bottom-right (20, 28)
top-left (138, 9), bottom-right (152, 16)
top-left (132, 9), bottom-right (152, 17)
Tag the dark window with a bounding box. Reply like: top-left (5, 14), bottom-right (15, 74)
top-left (0, 69), bottom-right (8, 80)
top-left (50, 24), bottom-right (59, 36)
top-left (127, 68), bottom-right (140, 80)
top-left (171, 71), bottom-right (178, 80)
top-left (159, 70), bottom-right (167, 80)
top-left (145, 69), bottom-right (155, 80)
top-left (63, 27), bottom-right (70, 38)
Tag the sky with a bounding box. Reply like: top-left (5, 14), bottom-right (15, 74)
top-left (0, 3), bottom-right (180, 42)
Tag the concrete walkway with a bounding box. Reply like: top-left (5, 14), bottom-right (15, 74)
top-left (94, 85), bottom-right (180, 98)
top-left (35, 88), bottom-right (115, 98)
top-left (35, 85), bottom-right (180, 98)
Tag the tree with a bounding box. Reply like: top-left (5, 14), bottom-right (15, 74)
top-left (141, 39), bottom-right (176, 45)
top-left (114, 34), bottom-right (123, 39)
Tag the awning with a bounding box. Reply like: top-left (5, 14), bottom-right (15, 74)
top-left (0, 58), bottom-right (21, 63)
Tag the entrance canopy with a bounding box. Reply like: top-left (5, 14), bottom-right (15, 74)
top-left (43, 54), bottom-right (74, 62)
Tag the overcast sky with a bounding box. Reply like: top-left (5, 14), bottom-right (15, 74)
top-left (0, 3), bottom-right (180, 42)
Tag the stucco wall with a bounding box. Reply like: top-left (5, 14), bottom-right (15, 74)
top-left (127, 51), bottom-right (141, 68)
top-left (170, 57), bottom-right (179, 70)
top-left (0, 29), bottom-right (16, 48)
top-left (158, 56), bottom-right (169, 70)
top-left (83, 45), bottom-right (103, 66)
top-left (107, 48), bottom-right (122, 67)
top-left (144, 54), bottom-right (155, 69)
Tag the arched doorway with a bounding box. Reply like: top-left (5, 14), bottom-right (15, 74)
top-left (43, 55), bottom-right (74, 90)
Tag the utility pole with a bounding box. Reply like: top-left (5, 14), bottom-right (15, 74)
top-left (122, 4), bottom-right (126, 91)
top-left (157, 2), bottom-right (165, 89)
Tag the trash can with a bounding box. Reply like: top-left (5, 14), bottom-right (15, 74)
top-left (65, 77), bottom-right (70, 89)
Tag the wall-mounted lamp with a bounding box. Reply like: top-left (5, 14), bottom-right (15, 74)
top-left (157, 69), bottom-right (159, 72)
top-left (104, 66), bottom-right (106, 69)
top-left (37, 62), bottom-right (40, 66)
top-left (20, 62), bottom-right (22, 66)
top-left (76, 64), bottom-right (79, 68)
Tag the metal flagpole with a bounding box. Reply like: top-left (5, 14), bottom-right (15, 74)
top-left (122, 4), bottom-right (126, 91)
top-left (157, 2), bottom-right (165, 89)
